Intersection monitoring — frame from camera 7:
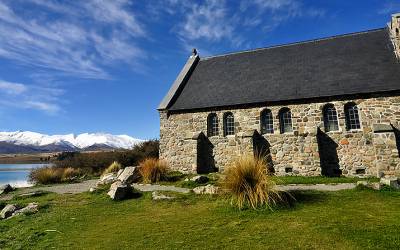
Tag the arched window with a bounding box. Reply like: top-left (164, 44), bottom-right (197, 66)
top-left (279, 108), bottom-right (293, 134)
top-left (323, 104), bottom-right (339, 132)
top-left (344, 103), bottom-right (361, 130)
top-left (207, 113), bottom-right (219, 137)
top-left (260, 109), bottom-right (274, 134)
top-left (223, 112), bottom-right (235, 136)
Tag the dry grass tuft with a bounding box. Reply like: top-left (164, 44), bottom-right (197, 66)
top-left (139, 158), bottom-right (169, 183)
top-left (102, 161), bottom-right (122, 176)
top-left (29, 166), bottom-right (82, 184)
top-left (220, 154), bottom-right (283, 210)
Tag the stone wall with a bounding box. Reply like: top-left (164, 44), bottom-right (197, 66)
top-left (159, 95), bottom-right (400, 177)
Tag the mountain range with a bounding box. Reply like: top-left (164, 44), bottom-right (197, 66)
top-left (0, 131), bottom-right (143, 154)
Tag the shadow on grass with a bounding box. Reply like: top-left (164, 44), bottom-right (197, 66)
top-left (277, 190), bottom-right (328, 210)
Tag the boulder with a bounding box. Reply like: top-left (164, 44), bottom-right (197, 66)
top-left (1, 204), bottom-right (18, 219)
top-left (193, 184), bottom-right (219, 195)
top-left (116, 169), bottom-right (124, 178)
top-left (152, 191), bottom-right (174, 200)
top-left (107, 181), bottom-right (131, 200)
top-left (12, 203), bottom-right (39, 216)
top-left (117, 166), bottom-right (140, 184)
top-left (380, 177), bottom-right (400, 189)
top-left (97, 173), bottom-right (117, 186)
top-left (190, 175), bottom-right (209, 184)
top-left (0, 184), bottom-right (13, 195)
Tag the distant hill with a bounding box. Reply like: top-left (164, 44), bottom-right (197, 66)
top-left (0, 131), bottom-right (143, 154)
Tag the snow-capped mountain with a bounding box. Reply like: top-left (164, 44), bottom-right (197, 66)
top-left (0, 131), bottom-right (143, 153)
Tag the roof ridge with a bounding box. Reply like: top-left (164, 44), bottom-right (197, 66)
top-left (201, 27), bottom-right (386, 61)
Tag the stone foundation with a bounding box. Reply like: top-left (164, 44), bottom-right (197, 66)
top-left (159, 95), bottom-right (400, 177)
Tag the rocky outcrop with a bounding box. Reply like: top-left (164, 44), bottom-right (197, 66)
top-left (193, 184), bottom-right (219, 195)
top-left (12, 203), bottom-right (39, 216)
top-left (0, 204), bottom-right (19, 219)
top-left (97, 173), bottom-right (118, 186)
top-left (107, 181), bottom-right (131, 200)
top-left (0, 184), bottom-right (13, 195)
top-left (117, 166), bottom-right (140, 184)
top-left (380, 177), bottom-right (400, 189)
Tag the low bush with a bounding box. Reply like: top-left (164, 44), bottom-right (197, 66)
top-left (220, 154), bottom-right (282, 210)
top-left (139, 158), bottom-right (169, 183)
top-left (102, 161), bottom-right (122, 176)
top-left (29, 166), bottom-right (82, 185)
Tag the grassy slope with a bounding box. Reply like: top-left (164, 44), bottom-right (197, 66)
top-left (0, 189), bottom-right (399, 250)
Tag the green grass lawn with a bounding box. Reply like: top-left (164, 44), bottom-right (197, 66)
top-left (271, 175), bottom-right (380, 185)
top-left (1, 188), bottom-right (399, 250)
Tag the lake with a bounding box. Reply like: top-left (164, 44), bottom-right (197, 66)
top-left (0, 164), bottom-right (49, 187)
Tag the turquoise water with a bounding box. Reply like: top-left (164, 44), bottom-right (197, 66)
top-left (0, 164), bottom-right (48, 187)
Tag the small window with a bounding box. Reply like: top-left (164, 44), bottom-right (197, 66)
top-left (207, 113), bottom-right (219, 137)
top-left (224, 112), bottom-right (235, 136)
top-left (260, 109), bottom-right (274, 134)
top-left (323, 104), bottom-right (339, 132)
top-left (279, 108), bottom-right (293, 134)
top-left (344, 103), bottom-right (361, 130)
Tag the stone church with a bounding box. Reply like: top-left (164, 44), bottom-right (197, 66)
top-left (158, 14), bottom-right (400, 177)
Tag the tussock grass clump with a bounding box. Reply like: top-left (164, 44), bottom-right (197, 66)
top-left (102, 161), bottom-right (122, 176)
top-left (139, 158), bottom-right (168, 183)
top-left (221, 154), bottom-right (282, 210)
top-left (29, 166), bottom-right (82, 184)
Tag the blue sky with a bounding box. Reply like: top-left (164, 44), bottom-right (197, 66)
top-left (0, 0), bottom-right (398, 139)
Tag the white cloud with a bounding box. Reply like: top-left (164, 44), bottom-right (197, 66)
top-left (179, 0), bottom-right (234, 42)
top-left (0, 80), bottom-right (27, 95)
top-left (0, 0), bottom-right (147, 79)
top-left (0, 80), bottom-right (62, 114)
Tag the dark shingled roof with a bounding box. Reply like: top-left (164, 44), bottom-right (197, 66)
top-left (167, 28), bottom-right (400, 111)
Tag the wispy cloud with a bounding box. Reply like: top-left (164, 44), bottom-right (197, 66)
top-left (0, 0), bottom-right (147, 79)
top-left (0, 80), bottom-right (63, 114)
top-left (157, 0), bottom-right (325, 54)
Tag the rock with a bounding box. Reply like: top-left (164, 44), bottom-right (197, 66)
top-left (117, 166), bottom-right (140, 184)
top-left (116, 169), bottom-right (124, 178)
top-left (371, 182), bottom-right (383, 190)
top-left (89, 187), bottom-right (96, 193)
top-left (12, 203), bottom-right (39, 216)
top-left (380, 177), bottom-right (400, 189)
top-left (97, 173), bottom-right (117, 186)
top-left (190, 175), bottom-right (209, 184)
top-left (356, 181), bottom-right (368, 187)
top-left (193, 184), bottom-right (219, 195)
top-left (1, 204), bottom-right (18, 219)
top-left (107, 181), bottom-right (131, 200)
top-left (0, 184), bottom-right (13, 195)
top-left (152, 191), bottom-right (174, 200)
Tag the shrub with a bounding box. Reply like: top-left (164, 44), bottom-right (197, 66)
top-left (29, 167), bottom-right (64, 184)
top-left (102, 161), bottom-right (122, 176)
top-left (139, 158), bottom-right (168, 183)
top-left (61, 167), bottom-right (81, 182)
top-left (220, 154), bottom-right (282, 210)
top-left (29, 166), bottom-right (82, 184)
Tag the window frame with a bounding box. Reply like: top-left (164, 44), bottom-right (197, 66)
top-left (344, 103), bottom-right (361, 131)
top-left (260, 109), bottom-right (274, 134)
top-left (279, 108), bottom-right (293, 134)
top-left (207, 113), bottom-right (219, 137)
top-left (323, 104), bottom-right (339, 132)
top-left (223, 112), bottom-right (235, 136)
